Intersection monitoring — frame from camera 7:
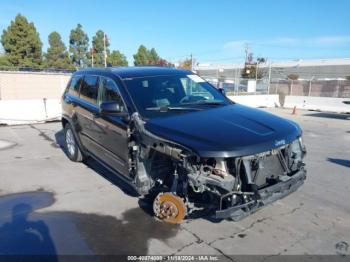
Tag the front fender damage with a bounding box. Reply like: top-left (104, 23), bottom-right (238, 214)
top-left (128, 113), bottom-right (194, 195)
top-left (128, 113), bottom-right (307, 223)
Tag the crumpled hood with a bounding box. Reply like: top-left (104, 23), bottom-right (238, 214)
top-left (144, 104), bottom-right (302, 157)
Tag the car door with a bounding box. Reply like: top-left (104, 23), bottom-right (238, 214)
top-left (74, 74), bottom-right (101, 156)
top-left (93, 76), bottom-right (129, 177)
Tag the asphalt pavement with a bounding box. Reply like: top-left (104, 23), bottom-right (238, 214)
top-left (0, 108), bottom-right (349, 259)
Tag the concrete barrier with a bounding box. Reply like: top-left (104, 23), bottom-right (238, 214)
top-left (1, 95), bottom-right (348, 125)
top-left (0, 71), bottom-right (70, 100)
top-left (227, 94), bottom-right (280, 108)
top-left (284, 96), bottom-right (350, 113)
top-left (0, 94), bottom-right (281, 125)
top-left (0, 99), bottom-right (61, 125)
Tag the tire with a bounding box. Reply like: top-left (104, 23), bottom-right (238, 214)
top-left (64, 123), bottom-right (83, 162)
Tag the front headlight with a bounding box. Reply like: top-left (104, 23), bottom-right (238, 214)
top-left (288, 137), bottom-right (305, 171)
top-left (298, 136), bottom-right (306, 155)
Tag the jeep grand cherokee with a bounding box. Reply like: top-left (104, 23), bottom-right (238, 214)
top-left (61, 67), bottom-right (306, 224)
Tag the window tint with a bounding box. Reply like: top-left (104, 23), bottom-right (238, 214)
top-left (98, 77), bottom-right (126, 111)
top-left (68, 75), bottom-right (82, 96)
top-left (80, 75), bottom-right (99, 105)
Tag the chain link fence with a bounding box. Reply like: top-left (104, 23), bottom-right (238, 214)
top-left (197, 69), bottom-right (350, 98)
top-left (269, 79), bottom-right (350, 98)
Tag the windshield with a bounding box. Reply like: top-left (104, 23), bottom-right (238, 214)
top-left (123, 74), bottom-right (231, 118)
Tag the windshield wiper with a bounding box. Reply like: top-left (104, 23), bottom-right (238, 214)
top-left (145, 106), bottom-right (202, 112)
top-left (182, 100), bottom-right (225, 106)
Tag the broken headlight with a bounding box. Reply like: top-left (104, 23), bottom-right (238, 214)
top-left (287, 137), bottom-right (305, 171)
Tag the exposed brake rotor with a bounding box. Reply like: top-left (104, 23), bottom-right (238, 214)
top-left (153, 192), bottom-right (186, 224)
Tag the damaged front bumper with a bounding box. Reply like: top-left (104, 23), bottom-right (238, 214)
top-left (215, 168), bottom-right (306, 221)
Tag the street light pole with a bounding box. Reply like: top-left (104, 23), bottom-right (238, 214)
top-left (190, 53), bottom-right (193, 71)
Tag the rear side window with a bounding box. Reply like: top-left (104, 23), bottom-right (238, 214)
top-left (67, 75), bottom-right (83, 96)
top-left (80, 75), bottom-right (99, 105)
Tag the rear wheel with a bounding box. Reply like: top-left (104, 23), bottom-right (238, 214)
top-left (64, 124), bottom-right (83, 162)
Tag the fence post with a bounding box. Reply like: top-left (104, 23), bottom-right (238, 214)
top-left (268, 62), bottom-right (271, 94)
top-left (216, 69), bottom-right (219, 88)
top-left (336, 80), bottom-right (340, 98)
top-left (308, 79), bottom-right (312, 96)
top-left (234, 68), bottom-right (237, 96)
top-left (236, 73), bottom-right (241, 96)
top-left (43, 98), bottom-right (48, 119)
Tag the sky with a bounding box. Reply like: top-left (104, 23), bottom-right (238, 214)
top-left (0, 0), bottom-right (349, 65)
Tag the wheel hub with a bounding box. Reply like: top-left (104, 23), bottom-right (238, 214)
top-left (153, 192), bottom-right (186, 224)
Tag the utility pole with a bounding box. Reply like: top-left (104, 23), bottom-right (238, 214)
top-left (190, 53), bottom-right (193, 71)
top-left (245, 43), bottom-right (249, 63)
top-left (103, 33), bottom-right (107, 68)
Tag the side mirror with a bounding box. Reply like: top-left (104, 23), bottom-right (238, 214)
top-left (218, 87), bottom-right (226, 96)
top-left (100, 101), bottom-right (128, 117)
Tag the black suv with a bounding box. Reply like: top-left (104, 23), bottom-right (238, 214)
top-left (62, 67), bottom-right (306, 223)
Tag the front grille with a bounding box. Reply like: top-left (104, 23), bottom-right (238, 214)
top-left (225, 139), bottom-right (304, 190)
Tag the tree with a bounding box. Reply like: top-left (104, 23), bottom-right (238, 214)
top-left (44, 32), bottom-right (73, 69)
top-left (178, 58), bottom-right (193, 70)
top-left (1, 14), bottom-right (42, 67)
top-left (241, 63), bottom-right (256, 78)
top-left (133, 45), bottom-right (167, 66)
top-left (155, 58), bottom-right (174, 67)
top-left (108, 50), bottom-right (128, 66)
top-left (241, 56), bottom-right (266, 79)
top-left (133, 45), bottom-right (150, 66)
top-left (0, 55), bottom-right (11, 68)
top-left (92, 30), bottom-right (109, 67)
top-left (287, 74), bottom-right (299, 81)
top-left (149, 48), bottom-right (160, 64)
top-left (257, 57), bottom-right (266, 64)
top-left (69, 24), bottom-right (89, 68)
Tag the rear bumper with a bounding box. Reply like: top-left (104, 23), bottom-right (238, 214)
top-left (215, 168), bottom-right (306, 221)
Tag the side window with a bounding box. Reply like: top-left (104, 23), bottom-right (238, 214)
top-left (98, 77), bottom-right (126, 112)
top-left (67, 75), bottom-right (83, 96)
top-left (80, 75), bottom-right (99, 105)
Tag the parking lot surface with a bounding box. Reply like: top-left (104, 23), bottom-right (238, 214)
top-left (0, 108), bottom-right (349, 258)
